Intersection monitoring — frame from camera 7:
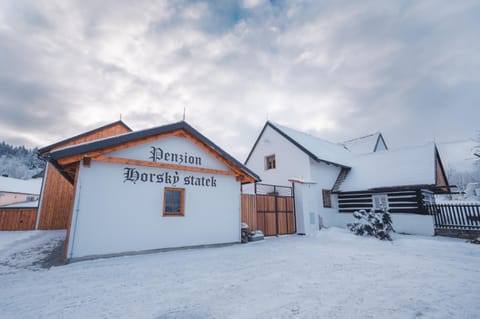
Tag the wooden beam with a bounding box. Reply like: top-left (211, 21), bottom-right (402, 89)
top-left (63, 162), bottom-right (80, 263)
top-left (180, 130), bottom-right (249, 178)
top-left (56, 131), bottom-right (182, 166)
top-left (55, 128), bottom-right (257, 183)
top-left (93, 155), bottom-right (237, 177)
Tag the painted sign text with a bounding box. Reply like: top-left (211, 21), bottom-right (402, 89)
top-left (123, 167), bottom-right (216, 187)
top-left (149, 147), bottom-right (202, 166)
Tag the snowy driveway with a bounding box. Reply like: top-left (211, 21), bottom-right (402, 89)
top-left (0, 228), bottom-right (479, 319)
top-left (0, 230), bottom-right (65, 274)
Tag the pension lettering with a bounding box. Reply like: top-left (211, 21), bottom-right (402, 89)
top-left (149, 147), bottom-right (202, 166)
top-left (123, 167), bottom-right (216, 188)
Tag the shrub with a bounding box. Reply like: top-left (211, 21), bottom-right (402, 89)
top-left (348, 209), bottom-right (394, 240)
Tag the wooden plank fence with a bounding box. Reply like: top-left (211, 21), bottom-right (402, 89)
top-left (426, 204), bottom-right (480, 230)
top-left (241, 193), bottom-right (295, 236)
top-left (0, 207), bottom-right (38, 231)
top-left (241, 194), bottom-right (257, 231)
top-left (37, 163), bottom-right (74, 230)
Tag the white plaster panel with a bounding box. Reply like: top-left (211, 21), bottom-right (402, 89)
top-left (68, 160), bottom-right (240, 259)
top-left (309, 160), bottom-right (343, 229)
top-left (108, 135), bottom-right (230, 171)
top-left (390, 214), bottom-right (435, 236)
top-left (245, 125), bottom-right (311, 187)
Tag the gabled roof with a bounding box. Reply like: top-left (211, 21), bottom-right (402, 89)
top-left (38, 120), bottom-right (132, 154)
top-left (245, 121), bottom-right (352, 168)
top-left (336, 143), bottom-right (444, 192)
top-left (342, 132), bottom-right (388, 154)
top-left (48, 121), bottom-right (260, 182)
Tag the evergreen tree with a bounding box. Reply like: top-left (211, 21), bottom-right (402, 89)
top-left (0, 141), bottom-right (46, 179)
top-left (348, 209), bottom-right (394, 241)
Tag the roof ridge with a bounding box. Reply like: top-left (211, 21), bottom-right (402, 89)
top-left (269, 121), bottom-right (348, 149)
top-left (353, 142), bottom-right (435, 158)
top-left (342, 132), bottom-right (380, 144)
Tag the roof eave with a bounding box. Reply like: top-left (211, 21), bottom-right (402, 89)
top-left (335, 184), bottom-right (451, 194)
top-left (48, 121), bottom-right (260, 183)
top-left (38, 120), bottom-right (132, 155)
top-left (266, 122), bottom-right (351, 169)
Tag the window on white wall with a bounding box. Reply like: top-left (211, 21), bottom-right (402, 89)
top-left (422, 191), bottom-right (435, 205)
top-left (163, 188), bottom-right (185, 216)
top-left (265, 154), bottom-right (276, 170)
top-left (372, 194), bottom-right (388, 211)
top-left (322, 189), bottom-right (332, 208)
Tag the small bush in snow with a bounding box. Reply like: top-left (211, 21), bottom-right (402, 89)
top-left (348, 209), bottom-right (394, 241)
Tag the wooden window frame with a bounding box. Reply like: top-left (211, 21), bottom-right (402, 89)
top-left (372, 193), bottom-right (389, 211)
top-left (265, 154), bottom-right (276, 170)
top-left (163, 187), bottom-right (185, 217)
top-left (322, 189), bottom-right (332, 208)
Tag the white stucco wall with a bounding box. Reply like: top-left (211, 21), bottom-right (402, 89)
top-left (245, 127), bottom-right (346, 234)
top-left (245, 125), bottom-right (311, 187)
top-left (67, 138), bottom-right (241, 260)
top-left (390, 214), bottom-right (435, 236)
top-left (309, 160), bottom-right (342, 228)
top-left (109, 135), bottom-right (230, 171)
top-left (294, 182), bottom-right (322, 235)
top-left (322, 212), bottom-right (435, 236)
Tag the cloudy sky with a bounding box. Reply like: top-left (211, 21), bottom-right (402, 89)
top-left (0, 0), bottom-right (479, 164)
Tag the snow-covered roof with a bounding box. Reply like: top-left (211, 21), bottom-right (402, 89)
top-left (0, 176), bottom-right (42, 195)
top-left (342, 132), bottom-right (384, 154)
top-left (337, 143), bottom-right (436, 192)
top-left (436, 139), bottom-right (477, 173)
top-left (268, 122), bottom-right (352, 167)
top-left (3, 200), bottom-right (39, 208)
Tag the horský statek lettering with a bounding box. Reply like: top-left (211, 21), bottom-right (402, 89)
top-left (123, 167), bottom-right (217, 187)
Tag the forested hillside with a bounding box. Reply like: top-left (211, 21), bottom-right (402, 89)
top-left (0, 142), bottom-right (45, 179)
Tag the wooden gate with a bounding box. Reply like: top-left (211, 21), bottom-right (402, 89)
top-left (241, 183), bottom-right (296, 236)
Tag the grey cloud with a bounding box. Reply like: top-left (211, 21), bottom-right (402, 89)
top-left (0, 0), bottom-right (478, 161)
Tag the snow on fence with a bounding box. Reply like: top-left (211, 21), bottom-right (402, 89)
top-left (0, 207), bottom-right (38, 231)
top-left (426, 204), bottom-right (480, 230)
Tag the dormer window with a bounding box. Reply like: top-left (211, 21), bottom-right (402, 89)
top-left (265, 154), bottom-right (276, 170)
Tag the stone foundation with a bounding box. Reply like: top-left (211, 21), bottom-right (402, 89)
top-left (435, 228), bottom-right (480, 240)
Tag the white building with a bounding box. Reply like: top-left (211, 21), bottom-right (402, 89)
top-left (245, 122), bottom-right (450, 236)
top-left (0, 176), bottom-right (42, 207)
top-left (45, 121), bottom-right (259, 262)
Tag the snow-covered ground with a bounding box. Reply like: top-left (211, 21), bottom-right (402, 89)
top-left (0, 230), bottom-right (65, 274)
top-left (0, 228), bottom-right (479, 319)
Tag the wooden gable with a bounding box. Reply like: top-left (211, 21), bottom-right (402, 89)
top-left (435, 147), bottom-right (449, 193)
top-left (38, 121), bottom-right (132, 230)
top-left (51, 126), bottom-right (257, 184)
top-left (39, 121), bottom-right (131, 155)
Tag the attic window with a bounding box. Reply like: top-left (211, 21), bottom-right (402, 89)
top-left (163, 188), bottom-right (185, 216)
top-left (265, 154), bottom-right (276, 170)
top-left (372, 194), bottom-right (388, 211)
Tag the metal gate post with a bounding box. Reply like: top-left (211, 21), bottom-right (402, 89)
top-left (292, 181), bottom-right (297, 233)
top-left (274, 185), bottom-right (279, 236)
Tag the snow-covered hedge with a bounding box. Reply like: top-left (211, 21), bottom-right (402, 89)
top-left (348, 209), bottom-right (394, 241)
